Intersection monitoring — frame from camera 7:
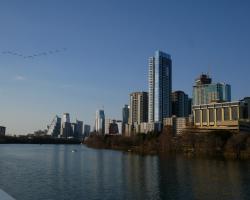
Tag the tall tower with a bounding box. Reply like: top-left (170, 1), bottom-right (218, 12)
top-left (148, 50), bottom-right (172, 123)
top-left (129, 92), bottom-right (148, 125)
top-left (62, 113), bottom-right (70, 123)
top-left (122, 104), bottom-right (129, 124)
top-left (95, 110), bottom-right (105, 135)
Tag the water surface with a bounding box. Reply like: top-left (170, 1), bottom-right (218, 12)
top-left (0, 144), bottom-right (249, 200)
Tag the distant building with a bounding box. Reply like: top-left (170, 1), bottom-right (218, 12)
top-left (172, 91), bottom-right (190, 117)
top-left (116, 120), bottom-right (123, 135)
top-left (0, 126), bottom-right (6, 136)
top-left (122, 104), bottom-right (129, 124)
top-left (164, 116), bottom-right (191, 135)
top-left (61, 113), bottom-right (73, 138)
top-left (148, 50), bottom-right (172, 123)
top-left (193, 97), bottom-right (250, 131)
top-left (193, 74), bottom-right (231, 105)
top-left (47, 115), bottom-right (61, 137)
top-left (105, 118), bottom-right (112, 134)
top-left (95, 110), bottom-right (105, 135)
top-left (83, 124), bottom-right (91, 137)
top-left (75, 120), bottom-right (83, 138)
top-left (109, 120), bottom-right (119, 134)
top-left (129, 92), bottom-right (148, 125)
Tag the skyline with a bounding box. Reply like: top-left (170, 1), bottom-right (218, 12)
top-left (1, 0), bottom-right (250, 134)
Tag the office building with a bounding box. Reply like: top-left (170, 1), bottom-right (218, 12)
top-left (193, 97), bottom-right (250, 131)
top-left (164, 116), bottom-right (191, 135)
top-left (193, 74), bottom-right (231, 105)
top-left (61, 113), bottom-right (73, 138)
top-left (148, 50), bottom-right (172, 123)
top-left (83, 124), bottom-right (91, 137)
top-left (47, 115), bottom-right (61, 137)
top-left (72, 120), bottom-right (83, 138)
top-left (129, 92), bottom-right (148, 125)
top-left (122, 104), bottom-right (129, 124)
top-left (95, 109), bottom-right (105, 135)
top-left (0, 126), bottom-right (6, 136)
top-left (172, 91), bottom-right (190, 117)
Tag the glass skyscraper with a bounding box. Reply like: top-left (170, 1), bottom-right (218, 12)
top-left (148, 51), bottom-right (172, 123)
top-left (193, 74), bottom-right (231, 105)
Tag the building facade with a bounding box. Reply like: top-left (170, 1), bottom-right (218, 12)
top-left (193, 97), bottom-right (250, 131)
top-left (129, 92), bottom-right (148, 125)
top-left (148, 50), bottom-right (172, 123)
top-left (0, 126), bottom-right (6, 136)
top-left (95, 109), bottom-right (105, 135)
top-left (193, 74), bottom-right (231, 105)
top-left (122, 104), bottom-right (129, 124)
top-left (83, 124), bottom-right (91, 137)
top-left (172, 91), bottom-right (190, 117)
top-left (47, 115), bottom-right (61, 137)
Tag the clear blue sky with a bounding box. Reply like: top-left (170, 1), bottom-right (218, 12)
top-left (0, 0), bottom-right (250, 134)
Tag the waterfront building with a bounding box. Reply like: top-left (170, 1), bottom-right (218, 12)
top-left (148, 50), bottom-right (172, 123)
top-left (73, 120), bottom-right (83, 138)
top-left (0, 126), bottom-right (6, 136)
top-left (47, 115), bottom-right (61, 137)
top-left (172, 91), bottom-right (190, 117)
top-left (122, 104), bottom-right (129, 124)
top-left (192, 97), bottom-right (250, 131)
top-left (105, 118), bottom-right (112, 134)
top-left (193, 74), bottom-right (231, 105)
top-left (60, 113), bottom-right (73, 138)
top-left (116, 120), bottom-right (123, 135)
top-left (109, 120), bottom-right (119, 134)
top-left (95, 109), bottom-right (105, 135)
top-left (83, 124), bottom-right (91, 137)
top-left (129, 92), bottom-right (148, 125)
top-left (164, 116), bottom-right (191, 135)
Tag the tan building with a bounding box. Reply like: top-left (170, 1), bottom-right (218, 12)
top-left (164, 116), bottom-right (191, 135)
top-left (192, 97), bottom-right (250, 131)
top-left (129, 92), bottom-right (148, 125)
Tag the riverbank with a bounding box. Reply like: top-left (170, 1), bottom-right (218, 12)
top-left (84, 128), bottom-right (250, 159)
top-left (0, 136), bottom-right (81, 144)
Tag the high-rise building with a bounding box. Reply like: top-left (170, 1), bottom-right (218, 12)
top-left (47, 115), bottom-right (61, 137)
top-left (172, 91), bottom-right (190, 117)
top-left (61, 113), bottom-right (73, 138)
top-left (129, 92), bottom-right (148, 125)
top-left (0, 126), bottom-right (6, 136)
top-left (62, 113), bottom-right (70, 123)
top-left (83, 124), bottom-right (91, 137)
top-left (95, 109), bottom-right (105, 134)
top-left (193, 74), bottom-right (231, 105)
top-left (73, 120), bottom-right (83, 138)
top-left (148, 50), bottom-right (172, 123)
top-left (122, 104), bottom-right (129, 124)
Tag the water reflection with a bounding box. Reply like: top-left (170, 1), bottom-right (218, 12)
top-left (0, 145), bottom-right (249, 200)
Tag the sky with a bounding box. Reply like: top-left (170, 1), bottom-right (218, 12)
top-left (0, 0), bottom-right (250, 134)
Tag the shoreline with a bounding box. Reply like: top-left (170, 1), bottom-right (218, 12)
top-left (84, 129), bottom-right (250, 160)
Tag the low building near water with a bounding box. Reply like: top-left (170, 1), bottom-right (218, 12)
top-left (192, 97), bottom-right (250, 132)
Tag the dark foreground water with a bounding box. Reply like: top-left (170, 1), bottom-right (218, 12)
top-left (0, 144), bottom-right (249, 200)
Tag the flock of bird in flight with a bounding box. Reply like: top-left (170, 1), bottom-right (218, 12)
top-left (1, 48), bottom-right (67, 59)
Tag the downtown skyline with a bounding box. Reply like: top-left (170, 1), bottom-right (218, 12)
top-left (0, 0), bottom-right (250, 134)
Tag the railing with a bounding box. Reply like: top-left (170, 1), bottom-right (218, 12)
top-left (0, 189), bottom-right (15, 200)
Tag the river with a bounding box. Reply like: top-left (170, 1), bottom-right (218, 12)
top-left (0, 144), bottom-right (249, 200)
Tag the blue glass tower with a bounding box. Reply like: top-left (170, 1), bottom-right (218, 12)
top-left (148, 51), bottom-right (172, 123)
